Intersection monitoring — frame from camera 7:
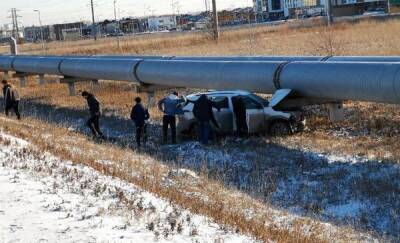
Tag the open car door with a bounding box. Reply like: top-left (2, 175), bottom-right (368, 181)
top-left (210, 96), bottom-right (233, 132)
top-left (242, 96), bottom-right (265, 134)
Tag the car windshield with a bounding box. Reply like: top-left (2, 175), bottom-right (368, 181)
top-left (247, 94), bottom-right (269, 107)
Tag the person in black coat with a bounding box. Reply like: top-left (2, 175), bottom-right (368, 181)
top-left (82, 91), bottom-right (104, 138)
top-left (192, 94), bottom-right (220, 145)
top-left (2, 80), bottom-right (21, 120)
top-left (232, 96), bottom-right (248, 137)
top-left (130, 97), bottom-right (150, 147)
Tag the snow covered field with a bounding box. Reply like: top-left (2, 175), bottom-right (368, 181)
top-left (1, 98), bottom-right (399, 241)
top-left (0, 133), bottom-right (253, 242)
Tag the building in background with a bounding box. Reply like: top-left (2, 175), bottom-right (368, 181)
top-left (148, 15), bottom-right (177, 31)
top-left (285, 0), bottom-right (324, 18)
top-left (330, 0), bottom-right (387, 16)
top-left (219, 8), bottom-right (257, 25)
top-left (1, 24), bottom-right (23, 39)
top-left (24, 25), bottom-right (55, 42)
top-left (53, 22), bottom-right (86, 41)
top-left (120, 18), bottom-right (143, 33)
top-left (0, 24), bottom-right (13, 38)
top-left (62, 28), bottom-right (81, 41)
top-left (253, 0), bottom-right (287, 20)
top-left (269, 0), bottom-right (286, 19)
top-left (253, 0), bottom-right (270, 20)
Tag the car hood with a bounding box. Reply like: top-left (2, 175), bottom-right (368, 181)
top-left (269, 89), bottom-right (292, 107)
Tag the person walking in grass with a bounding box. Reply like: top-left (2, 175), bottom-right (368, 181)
top-left (158, 91), bottom-right (186, 144)
top-left (81, 91), bottom-right (104, 139)
top-left (2, 80), bottom-right (21, 120)
top-left (130, 96), bottom-right (150, 148)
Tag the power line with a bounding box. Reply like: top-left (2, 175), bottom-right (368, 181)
top-left (8, 8), bottom-right (22, 39)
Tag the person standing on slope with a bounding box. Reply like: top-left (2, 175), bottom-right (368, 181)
top-left (192, 94), bottom-right (220, 145)
top-left (2, 80), bottom-right (21, 120)
top-left (232, 96), bottom-right (248, 137)
top-left (130, 96), bottom-right (150, 148)
top-left (158, 91), bottom-right (186, 144)
top-left (82, 91), bottom-right (104, 139)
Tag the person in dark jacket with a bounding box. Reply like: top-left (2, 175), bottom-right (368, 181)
top-left (82, 91), bottom-right (104, 138)
top-left (232, 96), bottom-right (248, 137)
top-left (192, 94), bottom-right (220, 145)
top-left (2, 80), bottom-right (21, 120)
top-left (130, 97), bottom-right (150, 148)
top-left (158, 92), bottom-right (186, 144)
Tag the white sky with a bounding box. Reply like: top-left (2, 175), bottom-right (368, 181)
top-left (0, 0), bottom-right (252, 27)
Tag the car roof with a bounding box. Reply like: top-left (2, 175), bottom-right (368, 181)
top-left (187, 90), bottom-right (251, 97)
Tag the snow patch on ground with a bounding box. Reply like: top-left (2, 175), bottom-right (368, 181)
top-left (0, 132), bottom-right (254, 243)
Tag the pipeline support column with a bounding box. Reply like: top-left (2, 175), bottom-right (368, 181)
top-left (39, 74), bottom-right (46, 86)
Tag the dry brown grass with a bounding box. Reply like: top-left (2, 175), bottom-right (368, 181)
top-left (13, 18), bottom-right (400, 57)
top-left (283, 101), bottom-right (400, 162)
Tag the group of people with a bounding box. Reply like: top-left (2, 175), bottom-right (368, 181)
top-left (1, 80), bottom-right (242, 147)
top-left (157, 92), bottom-right (226, 145)
top-left (83, 90), bottom-right (225, 147)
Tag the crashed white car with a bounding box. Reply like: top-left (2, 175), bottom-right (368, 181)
top-left (177, 90), bottom-right (305, 136)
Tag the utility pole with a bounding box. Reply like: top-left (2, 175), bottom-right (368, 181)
top-left (211, 0), bottom-right (219, 40)
top-left (114, 0), bottom-right (120, 49)
top-left (90, 0), bottom-right (97, 40)
top-left (34, 10), bottom-right (45, 51)
top-left (171, 0), bottom-right (180, 30)
top-left (326, 0), bottom-right (332, 26)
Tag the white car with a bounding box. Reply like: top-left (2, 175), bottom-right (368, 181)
top-left (177, 90), bottom-right (305, 137)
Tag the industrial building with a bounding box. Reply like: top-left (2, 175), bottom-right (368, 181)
top-left (53, 22), bottom-right (86, 41)
top-left (330, 0), bottom-right (387, 17)
top-left (148, 16), bottom-right (177, 31)
top-left (24, 25), bottom-right (55, 42)
top-left (254, 0), bottom-right (388, 19)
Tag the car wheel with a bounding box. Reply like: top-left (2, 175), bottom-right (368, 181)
top-left (269, 120), bottom-right (292, 136)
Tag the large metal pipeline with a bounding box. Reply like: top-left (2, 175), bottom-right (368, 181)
top-left (12, 56), bottom-right (65, 76)
top-left (136, 60), bottom-right (400, 104)
top-left (136, 60), bottom-right (280, 92)
top-left (59, 58), bottom-right (141, 82)
top-left (0, 54), bottom-right (400, 104)
top-left (280, 62), bottom-right (400, 104)
top-left (2, 54), bottom-right (400, 74)
top-left (82, 55), bottom-right (400, 63)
